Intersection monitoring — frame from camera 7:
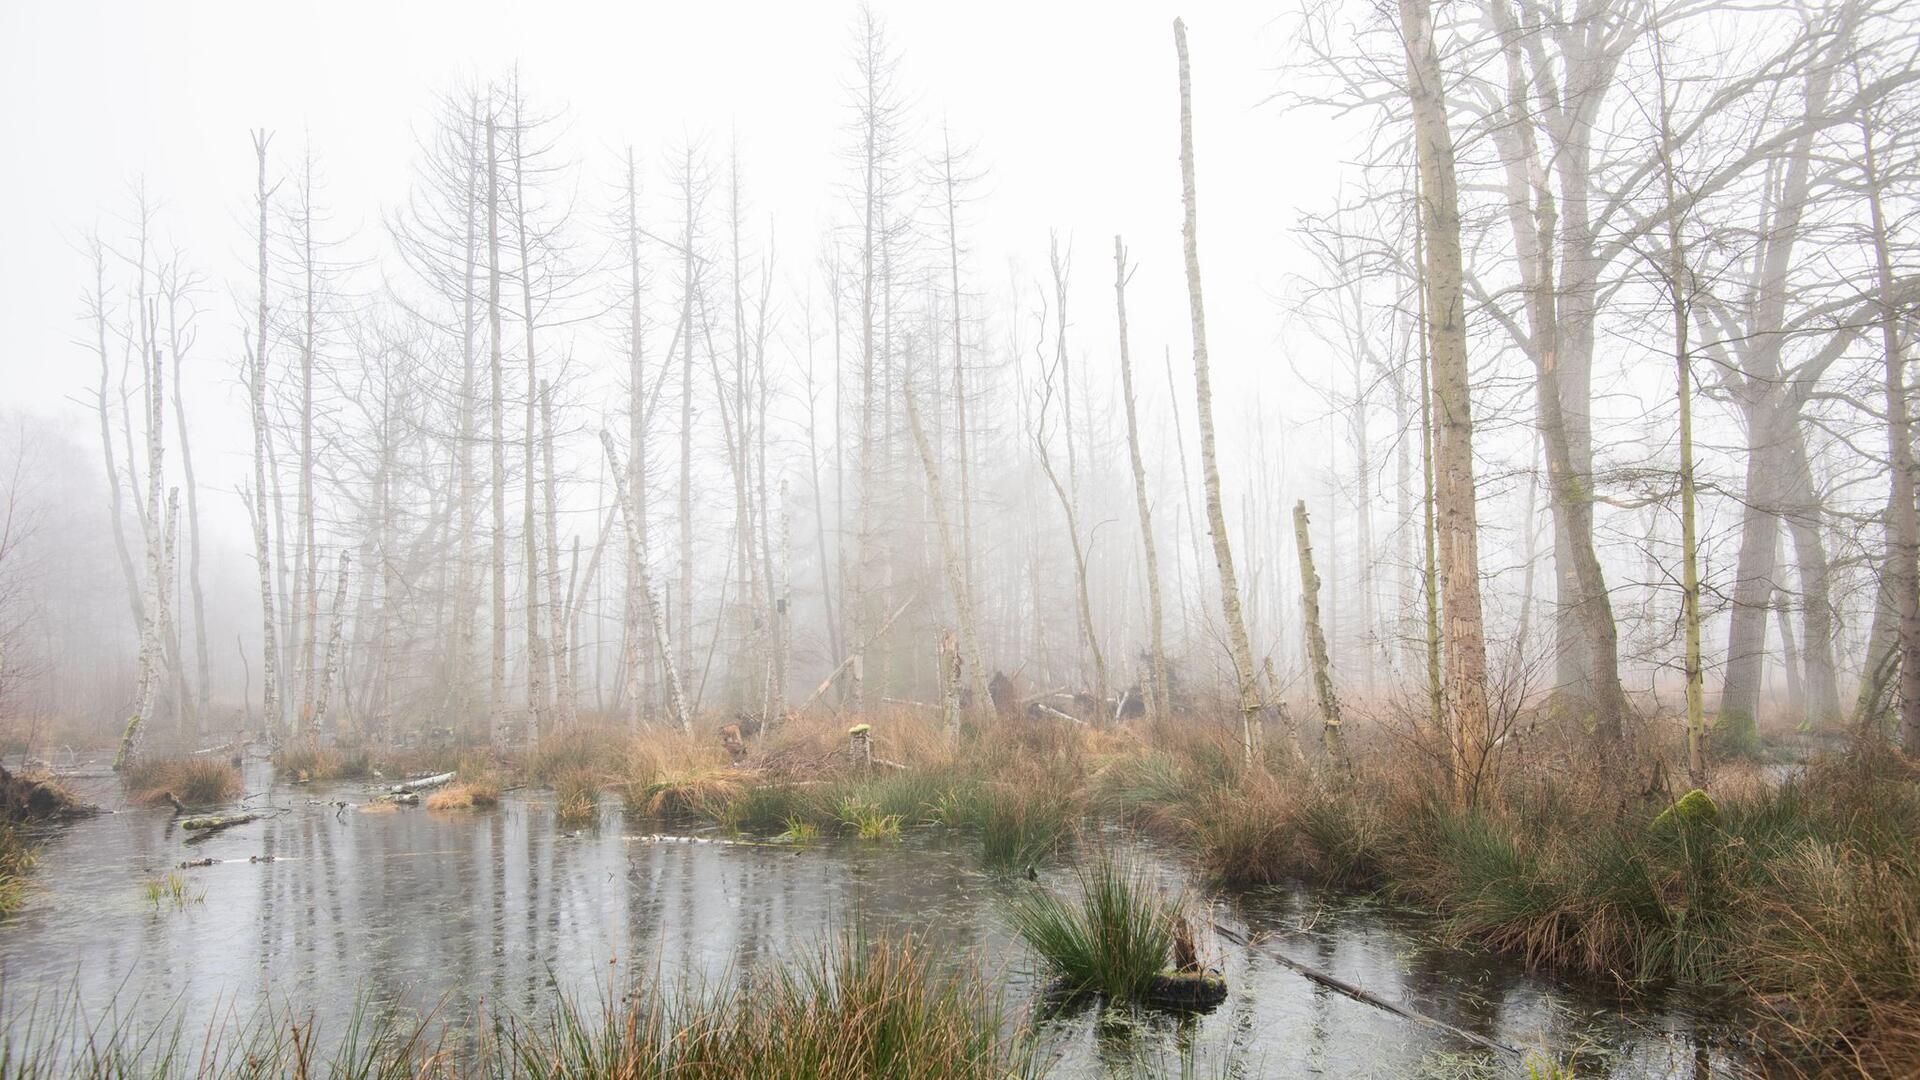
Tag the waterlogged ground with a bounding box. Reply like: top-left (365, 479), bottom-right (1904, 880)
top-left (2, 755), bottom-right (1748, 1078)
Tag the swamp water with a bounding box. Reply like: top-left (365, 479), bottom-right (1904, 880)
top-left (2, 759), bottom-right (1748, 1077)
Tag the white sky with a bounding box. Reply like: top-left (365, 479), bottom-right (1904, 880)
top-left (0, 0), bottom-right (1346, 542)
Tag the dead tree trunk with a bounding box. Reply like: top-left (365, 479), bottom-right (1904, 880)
top-left (540, 380), bottom-right (577, 730)
top-left (1115, 236), bottom-right (1170, 722)
top-left (485, 109), bottom-right (510, 751)
top-left (164, 277), bottom-right (210, 733)
top-left (623, 149), bottom-right (650, 730)
top-left (1174, 19), bottom-right (1264, 765)
top-left (311, 551), bottom-right (349, 741)
top-left (249, 131), bottom-right (282, 742)
top-left (903, 375), bottom-right (990, 716)
top-left (117, 489), bottom-right (178, 770)
top-left (1294, 501), bottom-right (1342, 755)
top-left (601, 431), bottom-right (690, 733)
top-left (510, 94), bottom-right (548, 749)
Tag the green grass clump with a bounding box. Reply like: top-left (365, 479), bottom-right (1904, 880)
top-left (778, 818), bottom-right (822, 845)
top-left (1010, 854), bottom-right (1175, 1001)
top-left (719, 783), bottom-right (821, 835)
top-left (836, 797), bottom-right (902, 841)
top-left (140, 872), bottom-right (202, 910)
top-left (976, 783), bottom-right (1072, 870)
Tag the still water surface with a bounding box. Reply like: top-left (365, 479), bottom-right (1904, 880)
top-left (1, 758), bottom-right (1746, 1077)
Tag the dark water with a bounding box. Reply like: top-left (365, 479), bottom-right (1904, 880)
top-left (2, 757), bottom-right (1747, 1077)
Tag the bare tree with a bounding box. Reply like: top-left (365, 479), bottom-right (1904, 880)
top-left (1113, 237), bottom-right (1168, 721)
top-left (1174, 19), bottom-right (1264, 764)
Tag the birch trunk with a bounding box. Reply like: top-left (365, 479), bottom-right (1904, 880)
top-left (249, 131), bottom-right (282, 740)
top-left (115, 489), bottom-right (177, 770)
top-left (311, 551), bottom-right (349, 741)
top-left (1174, 19), bottom-right (1263, 765)
top-left (602, 430), bottom-right (690, 733)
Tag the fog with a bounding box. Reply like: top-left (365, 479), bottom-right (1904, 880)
top-left (4, 0), bottom-right (1913, 754)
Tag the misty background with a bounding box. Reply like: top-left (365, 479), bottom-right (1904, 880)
top-left (0, 0), bottom-right (1897, 746)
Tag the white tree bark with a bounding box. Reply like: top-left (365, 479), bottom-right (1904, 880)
top-left (1174, 19), bottom-right (1264, 765)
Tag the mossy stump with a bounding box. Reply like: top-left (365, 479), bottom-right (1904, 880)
top-left (1651, 788), bottom-right (1719, 832)
top-left (1145, 971), bottom-right (1228, 1010)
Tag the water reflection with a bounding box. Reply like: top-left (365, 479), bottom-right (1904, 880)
top-left (1, 768), bottom-right (1745, 1077)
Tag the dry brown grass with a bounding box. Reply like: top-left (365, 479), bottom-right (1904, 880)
top-left (122, 756), bottom-right (242, 808)
top-left (425, 776), bottom-right (501, 811)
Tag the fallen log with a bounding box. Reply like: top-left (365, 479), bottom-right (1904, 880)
top-left (390, 771), bottom-right (456, 795)
top-left (180, 811), bottom-right (265, 835)
top-left (1211, 922), bottom-right (1519, 1057)
top-left (1030, 703), bottom-right (1088, 726)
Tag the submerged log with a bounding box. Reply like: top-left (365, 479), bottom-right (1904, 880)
top-left (180, 811), bottom-right (265, 834)
top-left (1211, 922), bottom-right (1519, 1057)
top-left (390, 771), bottom-right (456, 795)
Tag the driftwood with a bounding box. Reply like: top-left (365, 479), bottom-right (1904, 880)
top-left (1211, 922), bottom-right (1519, 1057)
top-left (180, 811), bottom-right (265, 834)
top-left (390, 771), bottom-right (456, 795)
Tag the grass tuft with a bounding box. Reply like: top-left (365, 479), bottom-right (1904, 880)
top-left (1010, 853), bottom-right (1175, 1001)
top-left (140, 871), bottom-right (202, 909)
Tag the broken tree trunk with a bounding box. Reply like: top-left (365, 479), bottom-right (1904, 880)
top-left (1294, 501), bottom-right (1343, 760)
